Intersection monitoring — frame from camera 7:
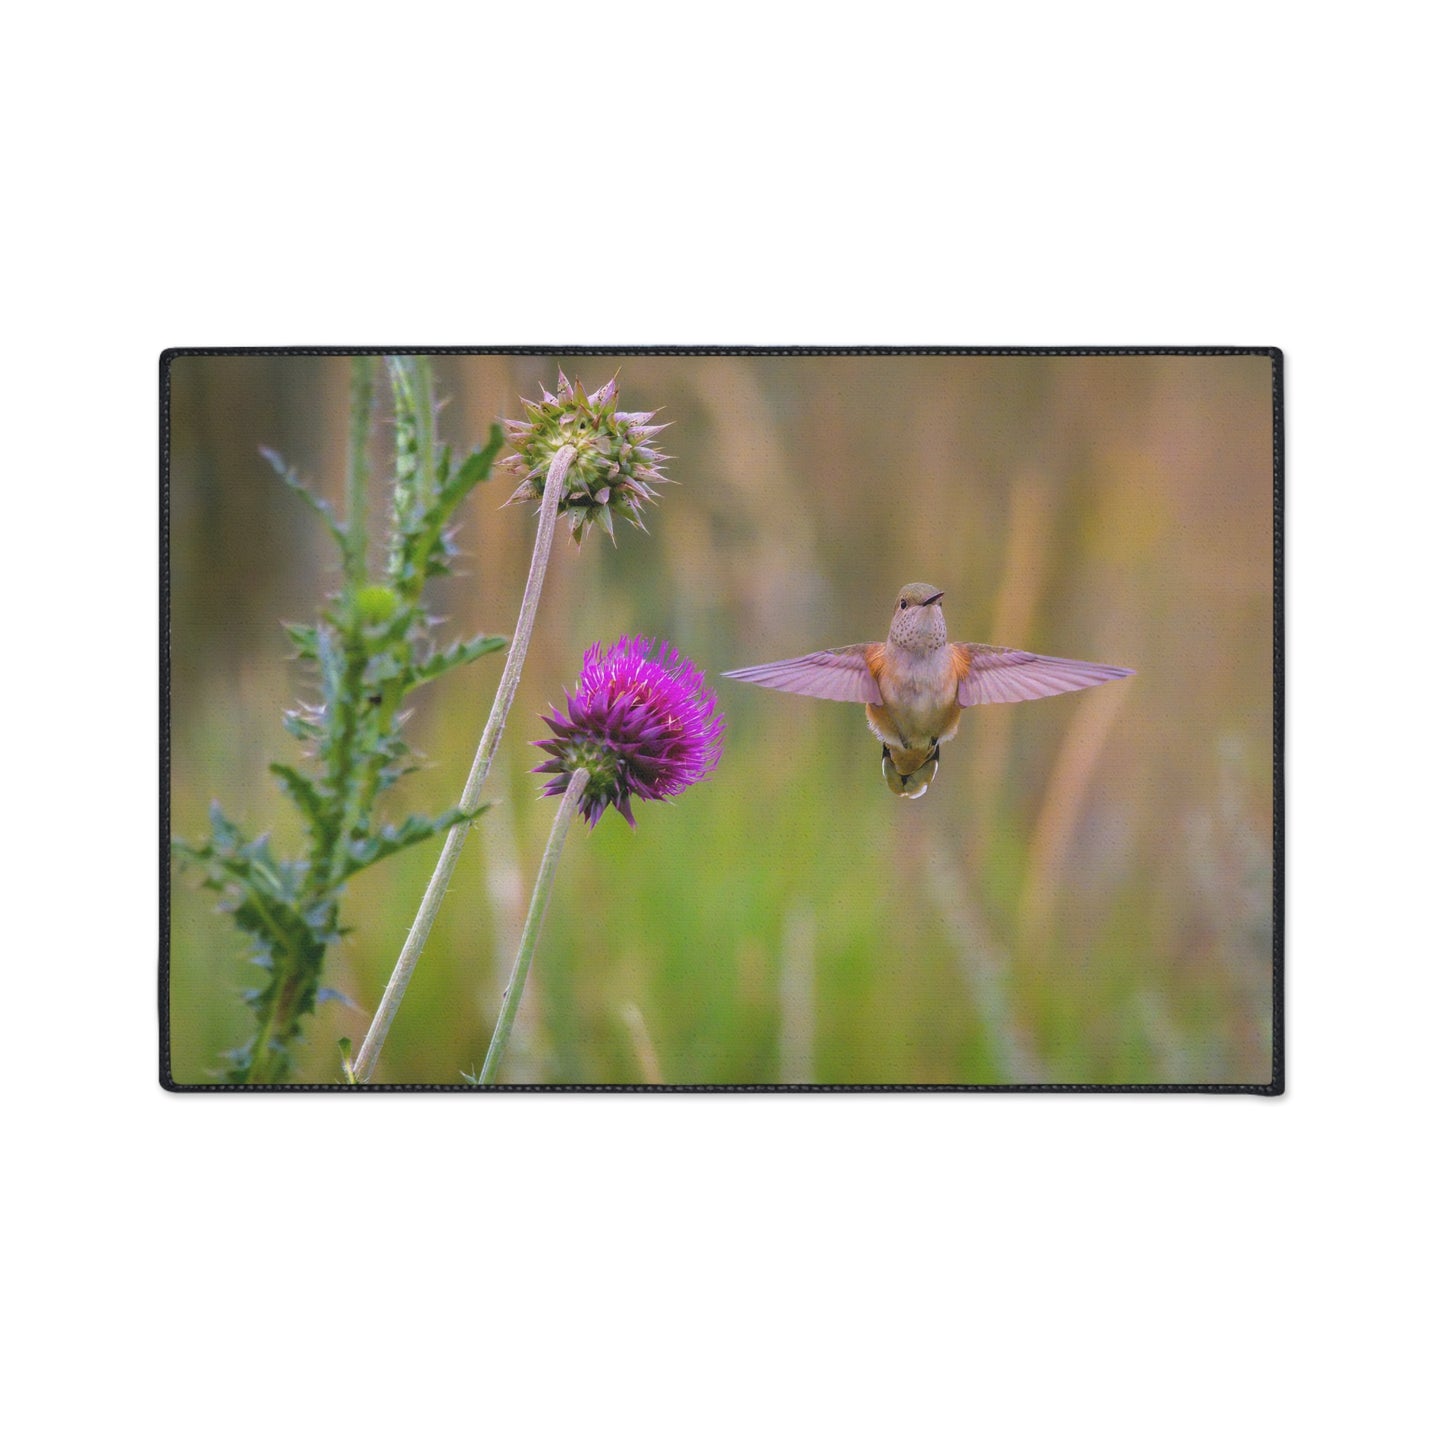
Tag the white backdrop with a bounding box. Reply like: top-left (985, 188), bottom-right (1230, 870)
top-left (3, 3), bottom-right (1439, 1441)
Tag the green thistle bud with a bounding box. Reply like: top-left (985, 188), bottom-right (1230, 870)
top-left (501, 371), bottom-right (671, 544)
top-left (354, 585), bottom-right (400, 625)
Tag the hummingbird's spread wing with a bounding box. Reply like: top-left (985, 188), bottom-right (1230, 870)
top-left (955, 644), bottom-right (1134, 705)
top-left (724, 644), bottom-right (884, 704)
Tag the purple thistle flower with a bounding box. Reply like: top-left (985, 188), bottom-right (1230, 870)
top-left (532, 636), bottom-right (725, 828)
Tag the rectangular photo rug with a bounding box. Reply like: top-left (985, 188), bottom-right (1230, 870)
top-left (162, 347), bottom-right (1282, 1092)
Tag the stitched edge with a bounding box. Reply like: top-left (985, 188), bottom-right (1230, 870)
top-left (158, 346), bottom-right (1285, 1095)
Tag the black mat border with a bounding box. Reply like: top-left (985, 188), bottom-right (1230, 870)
top-left (160, 346), bottom-right (1284, 1095)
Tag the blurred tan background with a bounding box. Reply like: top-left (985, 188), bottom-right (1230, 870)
top-left (168, 352), bottom-right (1274, 1085)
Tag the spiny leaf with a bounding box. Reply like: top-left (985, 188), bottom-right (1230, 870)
top-left (262, 447), bottom-right (345, 548)
top-left (208, 800), bottom-right (241, 850)
top-left (282, 708), bottom-right (324, 744)
top-left (388, 425), bottom-right (504, 593)
top-left (269, 763), bottom-right (333, 843)
top-left (233, 892), bottom-right (321, 964)
top-left (315, 626), bottom-right (346, 706)
top-left (360, 652), bottom-right (405, 690)
top-left (409, 633), bottom-right (508, 686)
top-left (444, 425), bottom-right (506, 504)
top-left (282, 621), bottom-right (321, 659)
top-left (337, 803), bottom-right (489, 881)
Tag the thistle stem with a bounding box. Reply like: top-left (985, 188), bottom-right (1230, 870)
top-left (342, 357), bottom-right (373, 590)
top-left (350, 444), bottom-right (576, 1082)
top-left (476, 767), bottom-right (588, 1085)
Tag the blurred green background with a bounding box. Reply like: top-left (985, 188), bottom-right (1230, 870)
top-left (167, 352), bottom-right (1274, 1086)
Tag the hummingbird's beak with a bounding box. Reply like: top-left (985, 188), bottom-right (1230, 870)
top-left (924, 591), bottom-right (945, 606)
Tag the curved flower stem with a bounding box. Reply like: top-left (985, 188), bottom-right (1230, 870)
top-left (350, 443), bottom-right (577, 1083)
top-left (477, 767), bottom-right (588, 1085)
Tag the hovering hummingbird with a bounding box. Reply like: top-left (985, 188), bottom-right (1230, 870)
top-left (724, 583), bottom-right (1135, 798)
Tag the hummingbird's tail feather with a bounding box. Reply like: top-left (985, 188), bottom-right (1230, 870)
top-left (904, 750), bottom-right (939, 798)
top-left (882, 744), bottom-right (939, 799)
top-left (882, 745), bottom-right (907, 796)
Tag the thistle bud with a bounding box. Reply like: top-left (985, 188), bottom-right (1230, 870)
top-left (501, 371), bottom-right (671, 544)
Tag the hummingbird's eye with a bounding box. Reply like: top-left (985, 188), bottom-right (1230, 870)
top-left (899, 599), bottom-right (909, 610)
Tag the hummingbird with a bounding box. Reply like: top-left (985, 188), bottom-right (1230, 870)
top-left (724, 582), bottom-right (1135, 798)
